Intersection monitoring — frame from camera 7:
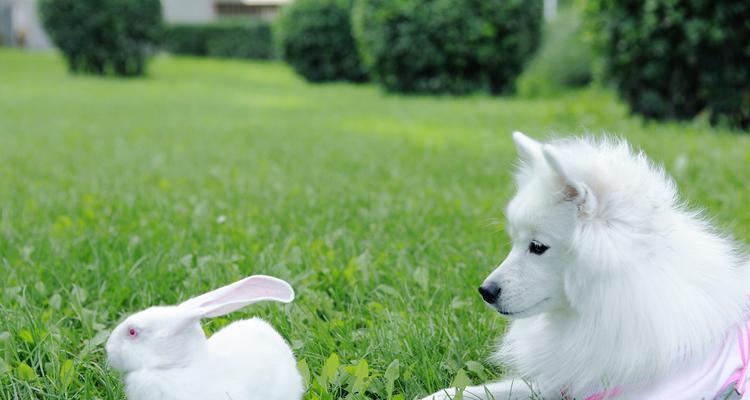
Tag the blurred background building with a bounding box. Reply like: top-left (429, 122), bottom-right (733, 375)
top-left (0, 0), bottom-right (50, 49)
top-left (0, 0), bottom-right (291, 50)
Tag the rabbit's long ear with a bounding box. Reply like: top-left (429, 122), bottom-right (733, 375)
top-left (179, 275), bottom-right (295, 318)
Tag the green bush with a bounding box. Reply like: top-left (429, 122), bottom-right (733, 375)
top-left (517, 4), bottom-right (595, 97)
top-left (587, 0), bottom-right (750, 129)
top-left (352, 0), bottom-right (543, 95)
top-left (277, 0), bottom-right (366, 83)
top-left (161, 24), bottom-right (210, 56)
top-left (39, 0), bottom-right (162, 76)
top-left (162, 20), bottom-right (274, 60)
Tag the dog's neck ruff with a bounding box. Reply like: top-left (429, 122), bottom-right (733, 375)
top-left (573, 317), bottom-right (750, 400)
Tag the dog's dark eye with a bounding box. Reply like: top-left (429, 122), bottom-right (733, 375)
top-left (529, 240), bottom-right (549, 255)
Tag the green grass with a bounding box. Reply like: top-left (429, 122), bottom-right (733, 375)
top-left (1, 49), bottom-right (749, 399)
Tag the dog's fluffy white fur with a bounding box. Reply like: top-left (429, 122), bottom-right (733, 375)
top-left (425, 132), bottom-right (750, 399)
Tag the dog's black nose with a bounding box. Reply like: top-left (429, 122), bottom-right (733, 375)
top-left (478, 283), bottom-right (501, 304)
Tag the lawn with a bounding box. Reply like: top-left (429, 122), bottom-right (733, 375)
top-left (1, 49), bottom-right (749, 400)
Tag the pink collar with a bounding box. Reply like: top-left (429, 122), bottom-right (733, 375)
top-left (718, 319), bottom-right (750, 396)
top-left (567, 319), bottom-right (750, 400)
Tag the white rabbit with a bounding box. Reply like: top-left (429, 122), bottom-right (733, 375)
top-left (105, 275), bottom-right (304, 400)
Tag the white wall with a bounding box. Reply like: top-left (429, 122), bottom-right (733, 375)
top-left (162, 0), bottom-right (216, 23)
top-left (1, 0), bottom-right (12, 46)
top-left (6, 0), bottom-right (51, 49)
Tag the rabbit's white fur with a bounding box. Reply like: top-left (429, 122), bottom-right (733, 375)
top-left (423, 132), bottom-right (750, 399)
top-left (106, 275), bottom-right (303, 400)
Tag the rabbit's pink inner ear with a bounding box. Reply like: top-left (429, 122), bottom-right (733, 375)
top-left (182, 275), bottom-right (295, 318)
top-left (243, 275), bottom-right (295, 302)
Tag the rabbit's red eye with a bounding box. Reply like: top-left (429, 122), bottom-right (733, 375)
top-left (128, 328), bottom-right (138, 338)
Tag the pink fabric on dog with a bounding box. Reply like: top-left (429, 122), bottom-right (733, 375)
top-left (581, 318), bottom-right (750, 400)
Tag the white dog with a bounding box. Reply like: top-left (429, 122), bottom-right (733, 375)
top-left (423, 132), bottom-right (750, 400)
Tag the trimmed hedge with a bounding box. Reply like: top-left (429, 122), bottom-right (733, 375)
top-left (40, 0), bottom-right (162, 76)
top-left (277, 0), bottom-right (366, 83)
top-left (588, 0), bottom-right (750, 129)
top-left (352, 0), bottom-right (543, 95)
top-left (162, 20), bottom-right (274, 60)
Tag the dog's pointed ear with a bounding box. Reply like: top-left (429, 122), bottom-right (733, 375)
top-left (542, 144), bottom-right (597, 215)
top-left (513, 131), bottom-right (543, 164)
